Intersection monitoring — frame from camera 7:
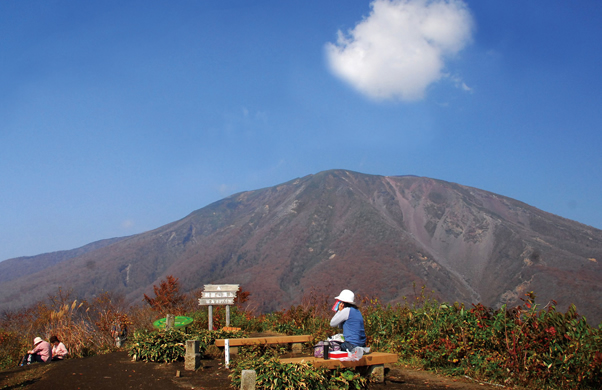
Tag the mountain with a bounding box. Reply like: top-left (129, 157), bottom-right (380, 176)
top-left (0, 237), bottom-right (127, 285)
top-left (1, 170), bottom-right (601, 323)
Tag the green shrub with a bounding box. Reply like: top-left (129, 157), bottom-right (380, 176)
top-left (229, 354), bottom-right (367, 390)
top-left (127, 327), bottom-right (246, 363)
top-left (329, 368), bottom-right (369, 390)
top-left (128, 328), bottom-right (188, 363)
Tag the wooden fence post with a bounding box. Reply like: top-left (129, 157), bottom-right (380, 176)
top-left (165, 314), bottom-right (175, 329)
top-left (185, 340), bottom-right (201, 371)
top-left (241, 369), bottom-right (256, 390)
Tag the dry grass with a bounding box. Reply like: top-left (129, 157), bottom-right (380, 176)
top-left (0, 290), bottom-right (134, 369)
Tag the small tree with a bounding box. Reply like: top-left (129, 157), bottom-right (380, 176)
top-left (234, 287), bottom-right (250, 307)
top-left (143, 275), bottom-right (186, 316)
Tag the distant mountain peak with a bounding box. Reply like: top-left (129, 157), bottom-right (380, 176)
top-left (1, 170), bottom-right (601, 323)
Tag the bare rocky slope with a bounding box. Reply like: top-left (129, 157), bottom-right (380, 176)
top-left (1, 170), bottom-right (601, 323)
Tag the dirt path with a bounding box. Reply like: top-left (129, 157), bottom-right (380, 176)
top-left (1, 352), bottom-right (503, 390)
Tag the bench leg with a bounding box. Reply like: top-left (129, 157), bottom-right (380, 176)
top-left (367, 364), bottom-right (385, 383)
top-left (291, 343), bottom-right (303, 354)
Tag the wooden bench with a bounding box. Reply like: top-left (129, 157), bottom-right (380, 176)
top-left (214, 335), bottom-right (312, 347)
top-left (221, 326), bottom-right (241, 332)
top-left (280, 352), bottom-right (398, 382)
top-left (214, 335), bottom-right (313, 354)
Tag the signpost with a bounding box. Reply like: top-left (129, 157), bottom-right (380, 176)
top-left (198, 284), bottom-right (239, 330)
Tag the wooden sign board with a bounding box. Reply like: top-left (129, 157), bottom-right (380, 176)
top-left (202, 291), bottom-right (236, 298)
top-left (204, 284), bottom-right (239, 292)
top-left (198, 284), bottom-right (239, 306)
top-left (198, 298), bottom-right (235, 305)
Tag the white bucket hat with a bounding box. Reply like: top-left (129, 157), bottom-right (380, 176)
top-left (33, 337), bottom-right (43, 345)
top-left (335, 289), bottom-right (355, 304)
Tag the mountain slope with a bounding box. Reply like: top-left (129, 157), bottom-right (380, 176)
top-left (1, 170), bottom-right (601, 322)
top-left (0, 237), bottom-right (127, 284)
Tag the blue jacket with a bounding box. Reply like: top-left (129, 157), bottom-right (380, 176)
top-left (330, 306), bottom-right (366, 347)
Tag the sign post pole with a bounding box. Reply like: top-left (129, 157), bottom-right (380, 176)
top-left (226, 305), bottom-right (230, 327)
top-left (208, 305), bottom-right (213, 331)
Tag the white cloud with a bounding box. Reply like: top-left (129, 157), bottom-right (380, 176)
top-left (447, 73), bottom-right (473, 92)
top-left (325, 0), bottom-right (474, 101)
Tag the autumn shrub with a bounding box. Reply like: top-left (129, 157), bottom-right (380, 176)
top-left (0, 289), bottom-right (137, 369)
top-left (43, 299), bottom-right (98, 357)
top-left (0, 304), bottom-right (41, 369)
top-left (3, 282), bottom-right (601, 390)
top-left (43, 290), bottom-right (134, 357)
top-left (0, 294), bottom-right (99, 368)
top-left (230, 310), bottom-right (276, 332)
top-left (262, 292), bottom-right (332, 339)
top-left (0, 328), bottom-right (26, 369)
top-left (359, 290), bottom-right (602, 390)
top-left (143, 275), bottom-right (188, 316)
top-left (87, 291), bottom-right (131, 344)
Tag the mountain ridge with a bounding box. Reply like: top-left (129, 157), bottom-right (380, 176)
top-left (1, 170), bottom-right (601, 323)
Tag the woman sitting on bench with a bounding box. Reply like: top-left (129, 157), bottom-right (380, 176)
top-left (330, 289), bottom-right (366, 351)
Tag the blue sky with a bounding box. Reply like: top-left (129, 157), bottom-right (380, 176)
top-left (1, 0), bottom-right (601, 261)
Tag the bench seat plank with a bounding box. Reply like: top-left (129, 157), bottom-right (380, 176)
top-left (279, 352), bottom-right (398, 369)
top-left (214, 335), bottom-right (312, 347)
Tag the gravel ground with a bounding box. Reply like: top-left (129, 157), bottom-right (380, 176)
top-left (1, 351), bottom-right (505, 390)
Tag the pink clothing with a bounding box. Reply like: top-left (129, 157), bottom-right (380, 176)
top-left (31, 341), bottom-right (52, 362)
top-left (52, 342), bottom-right (68, 359)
